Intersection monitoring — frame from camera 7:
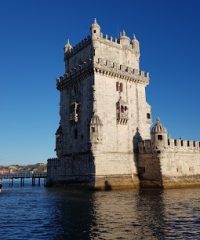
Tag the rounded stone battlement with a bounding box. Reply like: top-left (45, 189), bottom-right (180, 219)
top-left (139, 138), bottom-right (200, 154)
top-left (167, 139), bottom-right (200, 152)
top-left (47, 158), bottom-right (59, 165)
top-left (64, 35), bottom-right (91, 60)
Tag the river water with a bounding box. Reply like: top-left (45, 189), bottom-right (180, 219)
top-left (0, 180), bottom-right (200, 240)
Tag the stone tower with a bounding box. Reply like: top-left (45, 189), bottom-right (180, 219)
top-left (47, 19), bottom-right (152, 189)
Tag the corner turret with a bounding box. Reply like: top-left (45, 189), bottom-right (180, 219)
top-left (90, 18), bottom-right (101, 38)
top-left (151, 118), bottom-right (168, 150)
top-left (132, 34), bottom-right (140, 62)
top-left (64, 39), bottom-right (72, 53)
top-left (64, 39), bottom-right (73, 72)
top-left (119, 30), bottom-right (130, 47)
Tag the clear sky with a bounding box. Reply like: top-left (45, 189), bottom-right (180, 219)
top-left (0, 0), bottom-right (200, 165)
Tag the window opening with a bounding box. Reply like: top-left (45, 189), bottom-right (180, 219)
top-left (147, 113), bottom-right (151, 119)
top-left (158, 135), bottom-right (163, 140)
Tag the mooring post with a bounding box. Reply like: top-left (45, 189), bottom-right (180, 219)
top-left (38, 177), bottom-right (41, 186)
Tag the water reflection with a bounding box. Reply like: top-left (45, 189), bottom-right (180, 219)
top-left (1, 184), bottom-right (200, 239)
top-left (55, 188), bottom-right (200, 240)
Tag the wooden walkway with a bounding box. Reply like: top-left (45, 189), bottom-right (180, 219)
top-left (0, 173), bottom-right (47, 186)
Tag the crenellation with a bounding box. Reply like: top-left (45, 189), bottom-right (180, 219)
top-left (95, 57), bottom-right (149, 83)
top-left (64, 35), bottom-right (91, 59)
top-left (138, 140), bottom-right (152, 153)
top-left (166, 138), bottom-right (200, 152)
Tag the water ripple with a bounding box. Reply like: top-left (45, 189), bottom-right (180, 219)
top-left (0, 182), bottom-right (200, 239)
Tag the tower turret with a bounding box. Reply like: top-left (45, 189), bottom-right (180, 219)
top-left (119, 30), bottom-right (130, 47)
top-left (64, 39), bottom-right (72, 72)
top-left (151, 118), bottom-right (168, 150)
top-left (132, 34), bottom-right (140, 64)
top-left (90, 18), bottom-right (101, 38)
top-left (64, 39), bottom-right (72, 53)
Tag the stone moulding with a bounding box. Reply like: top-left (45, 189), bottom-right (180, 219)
top-left (94, 62), bottom-right (149, 84)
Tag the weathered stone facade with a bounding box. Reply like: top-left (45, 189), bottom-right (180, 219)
top-left (47, 19), bottom-right (200, 189)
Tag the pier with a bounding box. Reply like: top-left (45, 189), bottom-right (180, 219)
top-left (0, 173), bottom-right (47, 187)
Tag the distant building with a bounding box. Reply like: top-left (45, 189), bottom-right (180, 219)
top-left (0, 168), bottom-right (10, 174)
top-left (47, 20), bottom-right (200, 189)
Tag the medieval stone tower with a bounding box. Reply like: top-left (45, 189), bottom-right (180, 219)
top-left (47, 19), bottom-right (152, 189)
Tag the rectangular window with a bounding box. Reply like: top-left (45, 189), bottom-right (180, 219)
top-left (116, 82), bottom-right (119, 91)
top-left (158, 135), bottom-right (163, 140)
top-left (147, 113), bottom-right (151, 119)
top-left (120, 83), bottom-right (123, 92)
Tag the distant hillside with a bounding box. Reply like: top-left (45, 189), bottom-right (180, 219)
top-left (0, 163), bottom-right (47, 174)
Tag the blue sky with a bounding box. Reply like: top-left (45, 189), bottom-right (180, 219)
top-left (0, 0), bottom-right (200, 165)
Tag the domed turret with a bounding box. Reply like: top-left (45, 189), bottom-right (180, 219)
top-left (151, 118), bottom-right (168, 150)
top-left (120, 30), bottom-right (130, 47)
top-left (64, 39), bottom-right (72, 53)
top-left (151, 118), bottom-right (167, 134)
top-left (90, 18), bottom-right (101, 38)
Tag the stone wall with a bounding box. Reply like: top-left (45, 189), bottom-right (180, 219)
top-left (138, 139), bottom-right (200, 188)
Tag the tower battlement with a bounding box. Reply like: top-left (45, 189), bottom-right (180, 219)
top-left (64, 19), bottom-right (141, 73)
top-left (64, 35), bottom-right (91, 59)
top-left (57, 57), bottom-right (149, 91)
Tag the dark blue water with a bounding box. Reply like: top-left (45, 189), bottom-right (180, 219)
top-left (0, 180), bottom-right (200, 240)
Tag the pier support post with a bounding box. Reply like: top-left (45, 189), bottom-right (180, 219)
top-left (44, 178), bottom-right (47, 186)
top-left (32, 177), bottom-right (35, 186)
top-left (9, 178), bottom-right (13, 187)
top-left (20, 177), bottom-right (24, 187)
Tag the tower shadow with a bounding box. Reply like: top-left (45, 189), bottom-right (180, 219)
top-left (132, 128), bottom-right (164, 188)
top-left (132, 128), bottom-right (143, 187)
